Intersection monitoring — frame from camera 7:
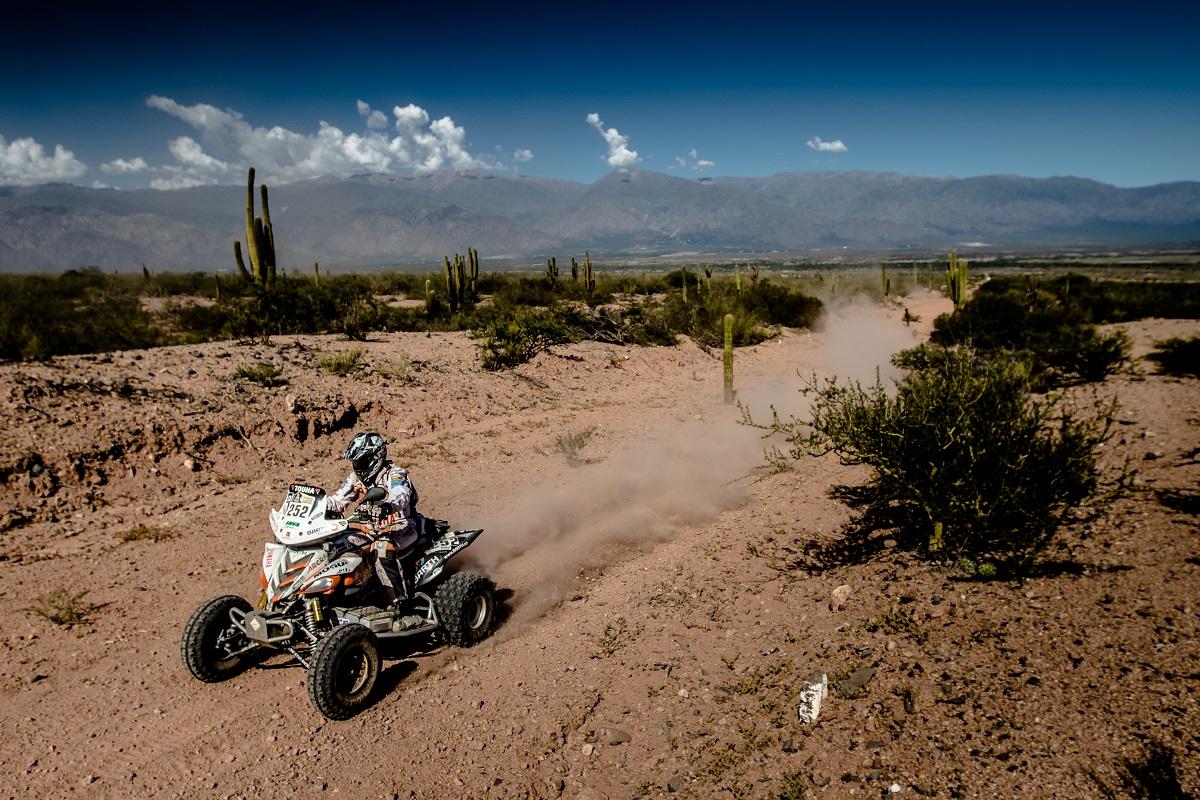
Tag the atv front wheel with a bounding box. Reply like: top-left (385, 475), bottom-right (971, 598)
top-left (181, 595), bottom-right (256, 683)
top-left (435, 572), bottom-right (496, 646)
top-left (307, 624), bottom-right (381, 720)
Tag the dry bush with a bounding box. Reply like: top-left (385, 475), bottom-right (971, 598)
top-left (25, 588), bottom-right (101, 627)
top-left (116, 525), bottom-right (177, 544)
top-left (319, 347), bottom-right (365, 375)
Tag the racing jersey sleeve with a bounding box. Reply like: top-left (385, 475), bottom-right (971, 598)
top-left (325, 472), bottom-right (365, 515)
top-left (380, 465), bottom-right (415, 519)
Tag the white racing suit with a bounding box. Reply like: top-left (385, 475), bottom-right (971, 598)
top-left (327, 463), bottom-right (424, 604)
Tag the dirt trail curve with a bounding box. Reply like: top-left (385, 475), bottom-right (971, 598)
top-left (1, 292), bottom-right (1197, 799)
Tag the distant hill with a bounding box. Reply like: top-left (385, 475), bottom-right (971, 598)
top-left (1, 170), bottom-right (1198, 270)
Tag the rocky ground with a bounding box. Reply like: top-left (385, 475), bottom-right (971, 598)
top-left (0, 291), bottom-right (1196, 799)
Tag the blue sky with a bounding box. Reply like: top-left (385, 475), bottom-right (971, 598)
top-left (2, 1), bottom-right (1198, 189)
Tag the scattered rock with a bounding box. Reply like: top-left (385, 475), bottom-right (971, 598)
top-left (796, 671), bottom-right (828, 724)
top-left (830, 584), bottom-right (852, 611)
top-left (838, 667), bottom-right (875, 697)
top-left (183, 457), bottom-right (200, 472)
top-left (285, 394), bottom-right (300, 413)
top-left (24, 674), bottom-right (46, 685)
top-left (1143, 450), bottom-right (1164, 461)
top-left (667, 774), bottom-right (684, 793)
top-left (581, 743), bottom-right (595, 756)
top-left (603, 727), bottom-right (632, 745)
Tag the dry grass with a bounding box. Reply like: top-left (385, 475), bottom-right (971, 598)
top-left (116, 524), bottom-right (177, 544)
top-left (318, 347), bottom-right (365, 375)
top-left (25, 588), bottom-right (101, 627)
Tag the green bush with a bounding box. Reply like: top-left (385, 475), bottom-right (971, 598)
top-left (1146, 335), bottom-right (1200, 378)
top-left (0, 269), bottom-right (164, 360)
top-left (931, 277), bottom-right (1131, 386)
top-left (476, 306), bottom-right (578, 370)
top-left (319, 348), bottom-right (365, 375)
top-left (756, 347), bottom-right (1115, 572)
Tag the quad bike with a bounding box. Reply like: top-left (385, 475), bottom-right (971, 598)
top-left (181, 483), bottom-right (496, 719)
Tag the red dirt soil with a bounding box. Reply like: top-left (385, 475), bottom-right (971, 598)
top-left (1, 292), bottom-right (1196, 799)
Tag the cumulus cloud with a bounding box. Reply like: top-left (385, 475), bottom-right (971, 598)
top-left (806, 136), bottom-right (848, 153)
top-left (586, 112), bottom-right (640, 168)
top-left (0, 134), bottom-right (88, 186)
top-left (513, 148), bottom-right (533, 163)
top-left (672, 147), bottom-right (715, 171)
top-left (143, 95), bottom-right (503, 188)
top-left (100, 156), bottom-right (149, 174)
top-left (356, 100), bottom-right (388, 130)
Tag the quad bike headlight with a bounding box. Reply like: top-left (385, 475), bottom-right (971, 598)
top-left (301, 575), bottom-right (341, 595)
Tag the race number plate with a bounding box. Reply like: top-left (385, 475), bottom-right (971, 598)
top-left (282, 484), bottom-right (320, 519)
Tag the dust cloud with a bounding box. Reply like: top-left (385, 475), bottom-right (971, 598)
top-left (467, 300), bottom-right (922, 624)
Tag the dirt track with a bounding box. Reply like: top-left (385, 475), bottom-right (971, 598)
top-left (1, 292), bottom-right (1197, 799)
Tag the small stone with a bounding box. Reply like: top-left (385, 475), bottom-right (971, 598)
top-left (830, 584), bottom-right (852, 611)
top-left (796, 671), bottom-right (828, 724)
top-left (667, 774), bottom-right (684, 792)
top-left (1143, 451), bottom-right (1164, 461)
top-left (889, 782), bottom-right (903, 793)
top-left (285, 394), bottom-right (300, 413)
top-left (603, 727), bottom-right (631, 745)
top-left (886, 640), bottom-right (897, 652)
top-left (883, 539), bottom-right (897, 549)
top-left (677, 688), bottom-right (689, 698)
top-left (183, 457), bottom-right (200, 472)
top-left (468, 740), bottom-right (485, 751)
top-left (25, 674), bottom-right (46, 684)
top-left (581, 743), bottom-right (595, 756)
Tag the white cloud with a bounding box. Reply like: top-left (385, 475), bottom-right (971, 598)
top-left (0, 134), bottom-right (88, 185)
top-left (671, 147), bottom-right (715, 171)
top-left (586, 112), bottom-right (640, 168)
top-left (100, 156), bottom-right (149, 174)
top-left (513, 148), bottom-right (533, 163)
top-left (806, 136), bottom-right (848, 153)
top-left (356, 100), bottom-right (388, 130)
top-left (143, 95), bottom-right (503, 188)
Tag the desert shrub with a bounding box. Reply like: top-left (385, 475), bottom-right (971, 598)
top-left (319, 347), bottom-right (365, 375)
top-left (116, 525), bottom-right (177, 543)
top-left (740, 281), bottom-right (824, 329)
top-left (754, 347), bottom-right (1115, 572)
top-left (0, 269), bottom-right (164, 360)
top-left (233, 361), bottom-right (284, 386)
top-left (931, 278), bottom-right (1131, 386)
top-left (475, 306), bottom-right (579, 369)
top-left (1146, 335), bottom-right (1200, 378)
top-left (24, 587), bottom-right (101, 626)
top-left (554, 428), bottom-right (596, 466)
top-left (1022, 274), bottom-right (1200, 322)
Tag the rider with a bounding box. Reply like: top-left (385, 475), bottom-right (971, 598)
top-left (327, 431), bottom-right (425, 612)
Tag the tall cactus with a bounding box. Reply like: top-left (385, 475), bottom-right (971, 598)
top-left (546, 256), bottom-right (559, 287)
top-left (444, 255), bottom-right (460, 314)
top-left (424, 278), bottom-right (433, 314)
top-left (723, 313), bottom-right (735, 404)
top-left (467, 247), bottom-right (479, 298)
top-left (735, 263), bottom-right (743, 292)
top-left (313, 262), bottom-right (320, 284)
top-left (571, 256), bottom-right (579, 282)
top-left (233, 167), bottom-right (276, 286)
top-left (946, 250), bottom-right (968, 309)
top-left (881, 263), bottom-right (891, 301)
top-left (582, 252), bottom-right (595, 294)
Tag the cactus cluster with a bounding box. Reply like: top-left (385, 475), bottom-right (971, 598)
top-left (443, 247), bottom-right (480, 314)
top-left (946, 250), bottom-right (969, 309)
top-left (233, 167), bottom-right (277, 286)
top-left (546, 256), bottom-right (559, 286)
top-left (581, 252), bottom-right (595, 294)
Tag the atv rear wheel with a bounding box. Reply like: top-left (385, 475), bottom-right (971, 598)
top-left (435, 572), bottom-right (496, 646)
top-left (307, 624), bottom-right (381, 720)
top-left (181, 595), bottom-right (256, 683)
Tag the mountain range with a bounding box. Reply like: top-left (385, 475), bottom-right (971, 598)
top-left (1, 169), bottom-right (1198, 271)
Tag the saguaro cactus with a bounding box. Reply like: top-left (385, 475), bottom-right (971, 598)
top-left (881, 263), bottom-right (891, 301)
top-left (233, 167), bottom-right (277, 286)
top-left (467, 247), bottom-right (479, 298)
top-left (723, 313), bottom-right (735, 404)
top-left (582, 252), bottom-right (596, 294)
top-left (313, 262), bottom-right (320, 284)
top-left (424, 278), bottom-right (433, 314)
top-left (735, 264), bottom-right (743, 292)
top-left (546, 256), bottom-right (559, 286)
top-left (444, 255), bottom-right (461, 314)
top-left (571, 256), bottom-right (579, 282)
top-left (946, 250), bottom-right (968, 309)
